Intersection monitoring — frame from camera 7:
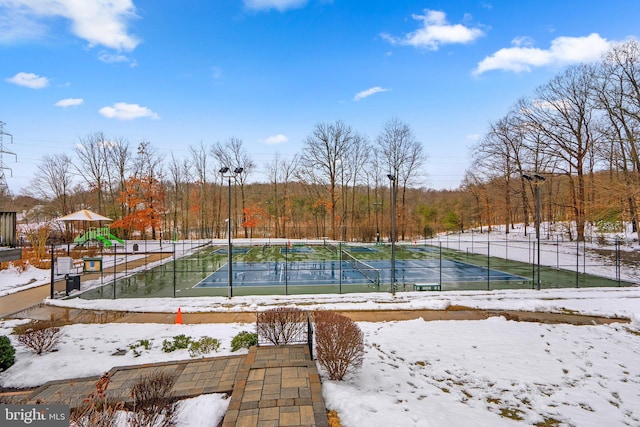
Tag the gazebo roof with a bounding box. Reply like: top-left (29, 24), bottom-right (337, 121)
top-left (57, 209), bottom-right (112, 222)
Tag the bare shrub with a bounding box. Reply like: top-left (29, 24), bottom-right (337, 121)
top-left (314, 311), bottom-right (364, 381)
top-left (9, 257), bottom-right (28, 273)
top-left (15, 320), bottom-right (64, 355)
top-left (70, 373), bottom-right (124, 427)
top-left (129, 371), bottom-right (177, 427)
top-left (257, 307), bottom-right (307, 345)
top-left (22, 225), bottom-right (51, 268)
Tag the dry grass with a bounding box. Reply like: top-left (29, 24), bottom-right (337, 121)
top-left (446, 305), bottom-right (477, 311)
top-left (327, 410), bottom-right (342, 427)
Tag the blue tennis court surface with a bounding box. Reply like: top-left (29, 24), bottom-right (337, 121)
top-left (407, 246), bottom-right (439, 253)
top-left (344, 246), bottom-right (381, 253)
top-left (195, 259), bottom-right (529, 288)
top-left (281, 246), bottom-right (315, 253)
top-left (214, 247), bottom-right (252, 255)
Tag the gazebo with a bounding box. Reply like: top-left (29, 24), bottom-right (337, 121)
top-left (56, 209), bottom-right (117, 246)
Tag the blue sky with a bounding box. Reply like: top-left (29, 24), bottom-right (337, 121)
top-left (1, 0), bottom-right (640, 194)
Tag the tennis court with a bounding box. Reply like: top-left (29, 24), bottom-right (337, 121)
top-left (195, 258), bottom-right (528, 288)
top-left (77, 241), bottom-right (632, 300)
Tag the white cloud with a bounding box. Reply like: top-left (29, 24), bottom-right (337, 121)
top-left (264, 134), bottom-right (288, 144)
top-left (381, 9), bottom-right (484, 50)
top-left (0, 7), bottom-right (47, 43)
top-left (0, 0), bottom-right (139, 51)
top-left (354, 86), bottom-right (389, 101)
top-left (474, 33), bottom-right (610, 75)
top-left (54, 98), bottom-right (84, 107)
top-left (243, 0), bottom-right (307, 12)
top-left (98, 51), bottom-right (136, 66)
top-left (6, 72), bottom-right (49, 88)
top-left (99, 102), bottom-right (159, 120)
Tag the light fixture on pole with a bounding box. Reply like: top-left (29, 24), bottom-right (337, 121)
top-left (387, 174), bottom-right (396, 295)
top-left (522, 173), bottom-right (546, 290)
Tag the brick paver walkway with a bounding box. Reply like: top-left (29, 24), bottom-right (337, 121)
top-left (14, 345), bottom-right (328, 427)
top-left (223, 345), bottom-right (328, 427)
top-left (27, 354), bottom-right (244, 408)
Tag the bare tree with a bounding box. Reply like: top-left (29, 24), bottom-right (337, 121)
top-left (346, 132), bottom-right (371, 240)
top-left (133, 141), bottom-right (165, 239)
top-left (211, 137), bottom-right (256, 238)
top-left (189, 142), bottom-right (210, 238)
top-left (520, 65), bottom-right (600, 241)
top-left (376, 118), bottom-right (427, 240)
top-left (167, 153), bottom-right (190, 240)
top-left (104, 138), bottom-right (131, 220)
top-left (74, 132), bottom-right (109, 212)
top-left (595, 40), bottom-right (640, 235)
top-left (32, 153), bottom-right (75, 216)
top-left (471, 111), bottom-right (542, 235)
top-left (300, 121), bottom-right (355, 240)
top-left (265, 152), bottom-right (300, 238)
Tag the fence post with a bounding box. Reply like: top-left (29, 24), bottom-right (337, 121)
top-left (285, 244), bottom-right (289, 295)
top-left (113, 244), bottom-right (117, 300)
top-left (50, 244), bottom-right (54, 299)
top-left (339, 242), bottom-right (342, 294)
top-left (307, 312), bottom-right (314, 360)
top-left (583, 240), bottom-right (586, 275)
top-left (256, 313), bottom-right (260, 347)
top-left (576, 239), bottom-right (579, 288)
top-left (487, 240), bottom-right (490, 291)
top-left (532, 241), bottom-right (536, 290)
top-left (616, 239), bottom-right (621, 287)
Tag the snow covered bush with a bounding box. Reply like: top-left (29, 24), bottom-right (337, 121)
top-left (0, 335), bottom-right (15, 371)
top-left (313, 311), bottom-right (364, 381)
top-left (14, 320), bottom-right (63, 355)
top-left (257, 307), bottom-right (307, 345)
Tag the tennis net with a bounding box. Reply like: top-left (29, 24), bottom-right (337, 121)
top-left (342, 250), bottom-right (380, 286)
top-left (324, 241), bottom-right (341, 256)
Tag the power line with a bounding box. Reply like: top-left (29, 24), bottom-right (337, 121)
top-left (0, 121), bottom-right (17, 193)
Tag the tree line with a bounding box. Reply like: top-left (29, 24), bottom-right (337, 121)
top-left (465, 39), bottom-right (640, 242)
top-left (4, 40), bottom-right (640, 244)
top-left (4, 119), bottom-right (429, 242)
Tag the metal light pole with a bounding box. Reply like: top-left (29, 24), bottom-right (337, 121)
top-left (523, 173), bottom-right (546, 290)
top-left (373, 201), bottom-right (382, 243)
top-left (220, 166), bottom-right (243, 298)
top-left (220, 167), bottom-right (232, 297)
top-left (387, 174), bottom-right (396, 295)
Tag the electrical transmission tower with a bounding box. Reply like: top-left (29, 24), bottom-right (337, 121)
top-left (0, 121), bottom-right (17, 193)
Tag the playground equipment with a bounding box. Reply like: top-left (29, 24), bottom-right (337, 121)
top-left (74, 226), bottom-right (125, 248)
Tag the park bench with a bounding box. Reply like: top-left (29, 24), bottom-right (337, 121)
top-left (413, 283), bottom-right (441, 291)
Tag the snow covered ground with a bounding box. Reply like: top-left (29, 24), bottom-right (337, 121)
top-left (1, 233), bottom-right (639, 426)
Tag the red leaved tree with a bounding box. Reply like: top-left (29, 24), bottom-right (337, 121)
top-left (111, 175), bottom-right (165, 239)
